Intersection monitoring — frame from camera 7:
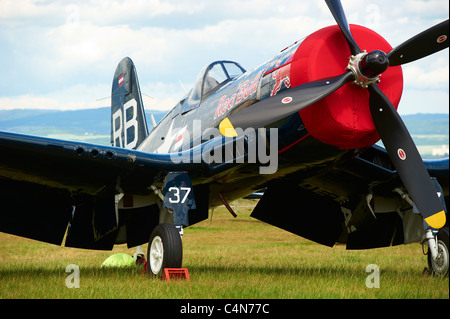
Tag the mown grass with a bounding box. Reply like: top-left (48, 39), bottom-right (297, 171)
top-left (0, 199), bottom-right (448, 299)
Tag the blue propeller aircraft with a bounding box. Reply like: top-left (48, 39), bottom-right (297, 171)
top-left (1, 0), bottom-right (448, 277)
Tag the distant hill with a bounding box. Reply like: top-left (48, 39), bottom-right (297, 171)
top-left (0, 107), bottom-right (168, 145)
top-left (401, 113), bottom-right (448, 136)
top-left (401, 114), bottom-right (449, 158)
top-left (0, 108), bottom-right (448, 158)
top-left (0, 108), bottom-right (168, 135)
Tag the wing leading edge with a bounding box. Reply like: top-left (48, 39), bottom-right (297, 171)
top-left (0, 131), bottom-right (235, 248)
top-left (0, 131), bottom-right (218, 195)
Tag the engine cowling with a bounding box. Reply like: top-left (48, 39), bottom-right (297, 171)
top-left (289, 25), bottom-right (404, 149)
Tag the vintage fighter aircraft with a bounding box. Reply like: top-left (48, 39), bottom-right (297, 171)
top-left (0, 0), bottom-right (449, 277)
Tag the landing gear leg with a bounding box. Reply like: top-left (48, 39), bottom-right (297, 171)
top-left (427, 227), bottom-right (449, 277)
top-left (147, 223), bottom-right (183, 277)
top-left (133, 245), bottom-right (145, 261)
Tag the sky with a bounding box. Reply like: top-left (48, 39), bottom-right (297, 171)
top-left (0, 0), bottom-right (448, 115)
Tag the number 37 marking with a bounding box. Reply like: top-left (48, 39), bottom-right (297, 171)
top-left (168, 187), bottom-right (191, 204)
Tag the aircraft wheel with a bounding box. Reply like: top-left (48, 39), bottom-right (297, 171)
top-left (147, 223), bottom-right (183, 277)
top-left (427, 227), bottom-right (449, 277)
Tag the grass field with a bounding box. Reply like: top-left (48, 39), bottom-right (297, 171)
top-left (0, 199), bottom-right (448, 300)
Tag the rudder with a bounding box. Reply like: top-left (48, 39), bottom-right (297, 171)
top-left (111, 57), bottom-right (149, 149)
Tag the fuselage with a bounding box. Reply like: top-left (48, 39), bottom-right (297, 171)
top-left (137, 24), bottom-right (404, 207)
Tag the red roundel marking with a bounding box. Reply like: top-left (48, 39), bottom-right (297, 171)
top-left (289, 25), bottom-right (403, 150)
top-left (397, 148), bottom-right (406, 160)
top-left (437, 35), bottom-right (447, 43)
top-left (282, 97), bottom-right (293, 104)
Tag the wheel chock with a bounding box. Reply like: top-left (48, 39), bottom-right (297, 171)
top-left (162, 268), bottom-right (190, 281)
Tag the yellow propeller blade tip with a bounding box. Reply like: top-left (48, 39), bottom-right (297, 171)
top-left (219, 118), bottom-right (238, 137)
top-left (425, 210), bottom-right (446, 229)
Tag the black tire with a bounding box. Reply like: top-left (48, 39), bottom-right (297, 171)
top-left (427, 226), bottom-right (449, 277)
top-left (147, 223), bottom-right (183, 277)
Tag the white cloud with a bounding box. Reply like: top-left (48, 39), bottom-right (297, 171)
top-left (398, 89), bottom-right (449, 114)
top-left (0, 95), bottom-right (62, 110)
top-left (0, 83), bottom-right (109, 110)
top-left (403, 63), bottom-right (449, 90)
top-left (0, 0), bottom-right (206, 26)
top-left (0, 94), bottom-right (105, 111)
top-left (0, 0), bottom-right (448, 115)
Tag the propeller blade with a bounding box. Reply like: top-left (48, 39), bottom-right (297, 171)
top-left (219, 71), bottom-right (354, 137)
top-left (325, 0), bottom-right (362, 55)
top-left (388, 19), bottom-right (449, 66)
top-left (368, 83), bottom-right (446, 229)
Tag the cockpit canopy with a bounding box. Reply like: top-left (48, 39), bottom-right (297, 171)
top-left (181, 60), bottom-right (246, 114)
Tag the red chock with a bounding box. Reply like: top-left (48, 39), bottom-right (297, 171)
top-left (162, 268), bottom-right (190, 282)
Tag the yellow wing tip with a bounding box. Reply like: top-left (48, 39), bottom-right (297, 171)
top-left (425, 210), bottom-right (446, 229)
top-left (219, 118), bottom-right (238, 137)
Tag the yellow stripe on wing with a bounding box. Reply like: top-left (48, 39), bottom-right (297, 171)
top-left (425, 210), bottom-right (446, 229)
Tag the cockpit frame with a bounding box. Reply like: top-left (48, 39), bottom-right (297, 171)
top-left (181, 60), bottom-right (246, 115)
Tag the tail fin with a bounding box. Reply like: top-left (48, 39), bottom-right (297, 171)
top-left (111, 57), bottom-right (149, 149)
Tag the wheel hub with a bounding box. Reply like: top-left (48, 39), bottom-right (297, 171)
top-left (432, 241), bottom-right (449, 275)
top-left (150, 235), bottom-right (164, 274)
top-left (346, 50), bottom-right (389, 88)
